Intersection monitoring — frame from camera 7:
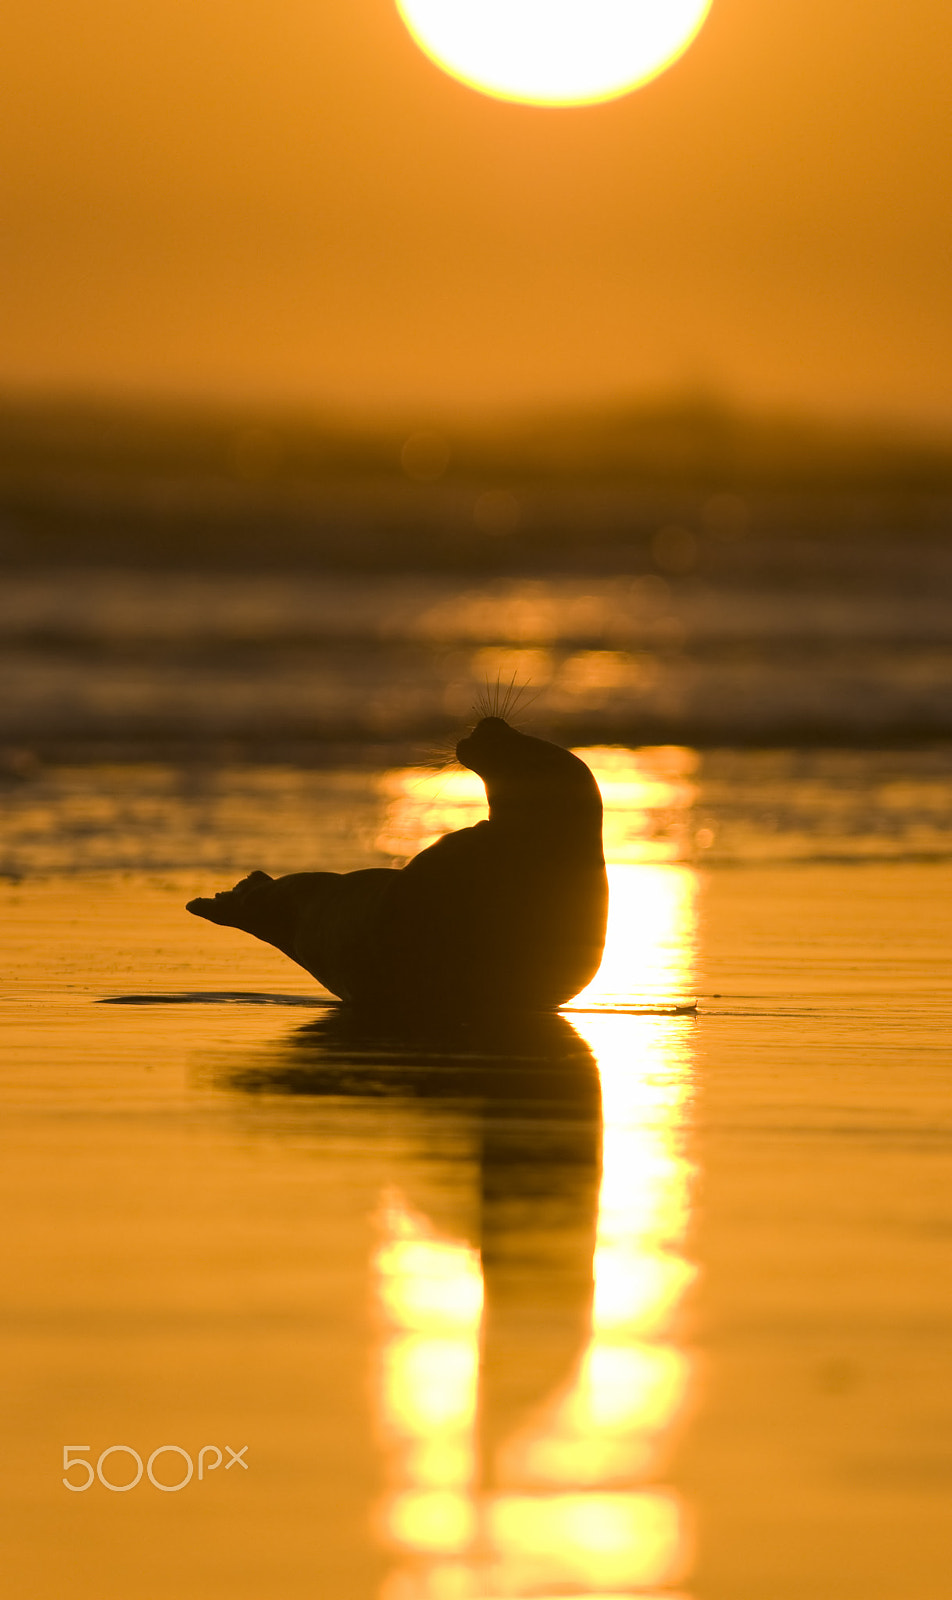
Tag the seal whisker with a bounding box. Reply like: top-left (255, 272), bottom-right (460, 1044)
top-left (474, 674), bottom-right (504, 721)
top-left (473, 672), bottom-right (539, 729)
top-left (417, 736), bottom-right (461, 773)
top-left (498, 671), bottom-right (519, 722)
top-left (503, 680), bottom-right (541, 724)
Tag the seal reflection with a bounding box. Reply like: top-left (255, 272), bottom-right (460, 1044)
top-left (225, 861), bottom-right (696, 1599)
top-left (372, 859), bottom-right (698, 1598)
top-left (230, 1004), bottom-right (604, 1487)
top-left (210, 728), bottom-right (699, 1596)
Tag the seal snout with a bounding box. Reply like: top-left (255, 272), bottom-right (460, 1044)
top-left (456, 715), bottom-right (513, 772)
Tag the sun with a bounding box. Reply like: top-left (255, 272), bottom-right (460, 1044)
top-left (395, 0), bottom-right (713, 107)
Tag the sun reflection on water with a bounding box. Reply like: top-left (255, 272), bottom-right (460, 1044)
top-left (374, 746), bottom-right (698, 1599)
top-left (376, 744), bottom-right (698, 869)
top-left (375, 1195), bottom-right (484, 1560)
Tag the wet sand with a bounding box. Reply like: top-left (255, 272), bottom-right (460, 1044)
top-left (2, 756), bottom-right (951, 1599)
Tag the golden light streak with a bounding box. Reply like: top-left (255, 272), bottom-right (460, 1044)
top-left (377, 1238), bottom-right (485, 1332)
top-left (373, 1195), bottom-right (483, 1560)
top-left (375, 747), bottom-right (699, 1597)
top-left (487, 862), bottom-right (698, 1591)
top-left (376, 767), bottom-right (486, 859)
top-left (381, 1336), bottom-right (480, 1435)
top-left (385, 1489), bottom-right (477, 1555)
top-left (486, 1487), bottom-right (686, 1589)
top-left (377, 743), bottom-right (698, 868)
top-left (573, 862), bottom-right (698, 1008)
top-left (585, 745), bottom-right (699, 865)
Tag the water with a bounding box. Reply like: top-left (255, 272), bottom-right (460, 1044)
top-left (3, 556), bottom-right (952, 752)
top-left (3, 746), bottom-right (952, 1598)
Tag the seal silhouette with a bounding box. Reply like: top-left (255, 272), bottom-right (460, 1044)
top-left (187, 717), bottom-right (608, 1011)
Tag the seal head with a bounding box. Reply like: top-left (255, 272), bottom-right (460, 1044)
top-left (456, 716), bottom-right (605, 858)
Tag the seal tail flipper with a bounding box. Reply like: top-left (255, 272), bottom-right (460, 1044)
top-left (187, 868), bottom-right (400, 999)
top-left (186, 871), bottom-right (278, 932)
top-left (186, 872), bottom-right (344, 966)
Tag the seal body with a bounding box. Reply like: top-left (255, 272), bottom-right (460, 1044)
top-left (187, 718), bottom-right (608, 1011)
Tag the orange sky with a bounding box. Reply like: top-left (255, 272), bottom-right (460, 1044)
top-left (3, 0), bottom-right (951, 424)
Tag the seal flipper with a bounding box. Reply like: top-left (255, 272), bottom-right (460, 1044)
top-left (187, 871), bottom-right (276, 928)
top-left (188, 867), bottom-right (401, 1000)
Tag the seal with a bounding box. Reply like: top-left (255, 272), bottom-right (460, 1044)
top-left (187, 717), bottom-right (608, 1011)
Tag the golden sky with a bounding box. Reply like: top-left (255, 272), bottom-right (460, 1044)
top-left (3, 0), bottom-right (950, 423)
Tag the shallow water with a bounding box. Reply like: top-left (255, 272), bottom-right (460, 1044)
top-left (2, 751), bottom-right (952, 1599)
top-left (4, 561), bottom-right (952, 749)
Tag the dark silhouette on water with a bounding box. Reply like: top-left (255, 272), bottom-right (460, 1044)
top-left (187, 717), bottom-right (608, 1011)
top-left (214, 1004), bottom-right (603, 1479)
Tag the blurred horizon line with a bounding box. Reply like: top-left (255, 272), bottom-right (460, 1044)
top-left (4, 382), bottom-right (951, 575)
top-left (1, 384), bottom-right (952, 496)
top-left (4, 381), bottom-right (952, 478)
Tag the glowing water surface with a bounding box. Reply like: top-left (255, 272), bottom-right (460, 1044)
top-left (372, 750), bottom-right (698, 1597)
top-left (3, 747), bottom-right (952, 1600)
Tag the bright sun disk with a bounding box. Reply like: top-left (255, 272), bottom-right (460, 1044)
top-left (395, 0), bottom-right (713, 107)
